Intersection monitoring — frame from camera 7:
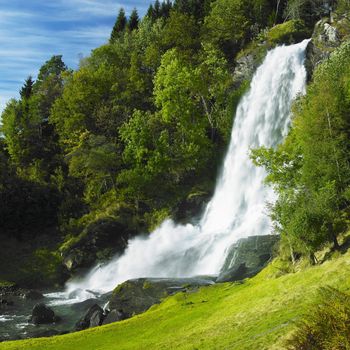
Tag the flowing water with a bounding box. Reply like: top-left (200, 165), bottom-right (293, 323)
top-left (63, 40), bottom-right (309, 298)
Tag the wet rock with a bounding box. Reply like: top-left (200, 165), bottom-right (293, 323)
top-left (232, 52), bottom-right (261, 89)
top-left (62, 217), bottom-right (137, 272)
top-left (102, 309), bottom-right (127, 325)
top-left (22, 290), bottom-right (44, 300)
top-left (173, 191), bottom-right (212, 223)
top-left (30, 303), bottom-right (60, 324)
top-left (216, 235), bottom-right (280, 283)
top-left (0, 299), bottom-right (14, 309)
top-left (70, 298), bottom-right (100, 312)
top-left (0, 283), bottom-right (21, 297)
top-left (305, 40), bottom-right (330, 81)
top-left (108, 277), bottom-right (215, 321)
top-left (75, 304), bottom-right (105, 331)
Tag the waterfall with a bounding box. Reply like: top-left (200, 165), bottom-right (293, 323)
top-left (65, 40), bottom-right (309, 297)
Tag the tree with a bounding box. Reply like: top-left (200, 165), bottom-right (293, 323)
top-left (154, 0), bottom-right (161, 18)
top-left (35, 55), bottom-right (67, 87)
top-left (110, 8), bottom-right (127, 42)
top-left (128, 8), bottom-right (139, 31)
top-left (160, 0), bottom-right (172, 17)
top-left (20, 76), bottom-right (34, 99)
top-left (146, 4), bottom-right (155, 20)
top-left (162, 10), bottom-right (201, 53)
top-left (251, 42), bottom-right (350, 260)
top-left (204, 0), bottom-right (271, 58)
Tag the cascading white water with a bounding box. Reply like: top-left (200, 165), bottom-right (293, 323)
top-left (65, 40), bottom-right (309, 298)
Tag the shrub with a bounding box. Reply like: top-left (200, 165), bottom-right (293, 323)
top-left (286, 287), bottom-right (350, 349)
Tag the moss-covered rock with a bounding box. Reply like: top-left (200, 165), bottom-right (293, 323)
top-left (107, 277), bottom-right (215, 321)
top-left (305, 13), bottom-right (350, 80)
top-left (61, 217), bottom-right (135, 272)
top-left (267, 20), bottom-right (311, 46)
top-left (216, 235), bottom-right (280, 283)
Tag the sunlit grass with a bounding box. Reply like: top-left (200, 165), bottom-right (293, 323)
top-left (2, 249), bottom-right (350, 350)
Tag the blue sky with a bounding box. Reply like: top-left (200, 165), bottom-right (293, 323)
top-left (0, 0), bottom-right (148, 113)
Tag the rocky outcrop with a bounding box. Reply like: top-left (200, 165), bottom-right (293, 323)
top-left (173, 191), bottom-right (212, 223)
top-left (75, 304), bottom-right (105, 331)
top-left (102, 309), bottom-right (127, 325)
top-left (107, 277), bottom-right (215, 322)
top-left (62, 217), bottom-right (136, 272)
top-left (232, 52), bottom-right (261, 89)
top-left (216, 235), bottom-right (280, 283)
top-left (305, 14), bottom-right (350, 80)
top-left (30, 303), bottom-right (60, 325)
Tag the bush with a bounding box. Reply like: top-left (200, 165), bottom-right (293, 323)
top-left (286, 287), bottom-right (350, 349)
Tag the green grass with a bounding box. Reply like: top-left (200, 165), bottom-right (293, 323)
top-left (2, 251), bottom-right (350, 350)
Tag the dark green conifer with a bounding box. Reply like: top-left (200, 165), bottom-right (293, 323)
top-left (19, 76), bottom-right (34, 99)
top-left (128, 8), bottom-right (139, 31)
top-left (160, 0), bottom-right (173, 17)
top-left (146, 4), bottom-right (155, 19)
top-left (154, 0), bottom-right (161, 18)
top-left (110, 8), bottom-right (127, 42)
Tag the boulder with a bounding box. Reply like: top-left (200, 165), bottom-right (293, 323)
top-left (75, 304), bottom-right (105, 331)
top-left (70, 298), bottom-right (100, 312)
top-left (62, 217), bottom-right (137, 272)
top-left (30, 303), bottom-right (59, 324)
top-left (173, 191), bottom-right (212, 223)
top-left (216, 235), bottom-right (280, 283)
top-left (102, 309), bottom-right (127, 325)
top-left (108, 277), bottom-right (215, 321)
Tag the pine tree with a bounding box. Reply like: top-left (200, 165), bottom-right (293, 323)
top-left (146, 4), bottom-right (155, 20)
top-left (154, 0), bottom-right (161, 18)
top-left (110, 8), bottom-right (127, 42)
top-left (128, 8), bottom-right (139, 31)
top-left (160, 0), bottom-right (173, 17)
top-left (20, 76), bottom-right (34, 99)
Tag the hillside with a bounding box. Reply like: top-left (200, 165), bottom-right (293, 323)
top-left (2, 247), bottom-right (350, 350)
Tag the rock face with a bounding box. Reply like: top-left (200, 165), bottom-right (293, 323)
top-left (102, 309), bottom-right (127, 325)
top-left (75, 304), bottom-right (105, 331)
top-left (173, 191), bottom-right (212, 223)
top-left (216, 235), bottom-right (280, 283)
top-left (305, 14), bottom-right (349, 80)
top-left (62, 217), bottom-right (136, 272)
top-left (30, 303), bottom-right (59, 325)
top-left (107, 277), bottom-right (215, 322)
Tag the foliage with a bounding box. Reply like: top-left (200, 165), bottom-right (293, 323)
top-left (251, 41), bottom-right (350, 259)
top-left (110, 8), bottom-right (127, 42)
top-left (283, 0), bottom-right (332, 23)
top-left (128, 8), bottom-right (139, 31)
top-left (286, 287), bottom-right (350, 349)
top-left (204, 0), bottom-right (272, 58)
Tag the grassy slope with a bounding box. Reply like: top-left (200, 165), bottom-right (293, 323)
top-left (2, 251), bottom-right (350, 350)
